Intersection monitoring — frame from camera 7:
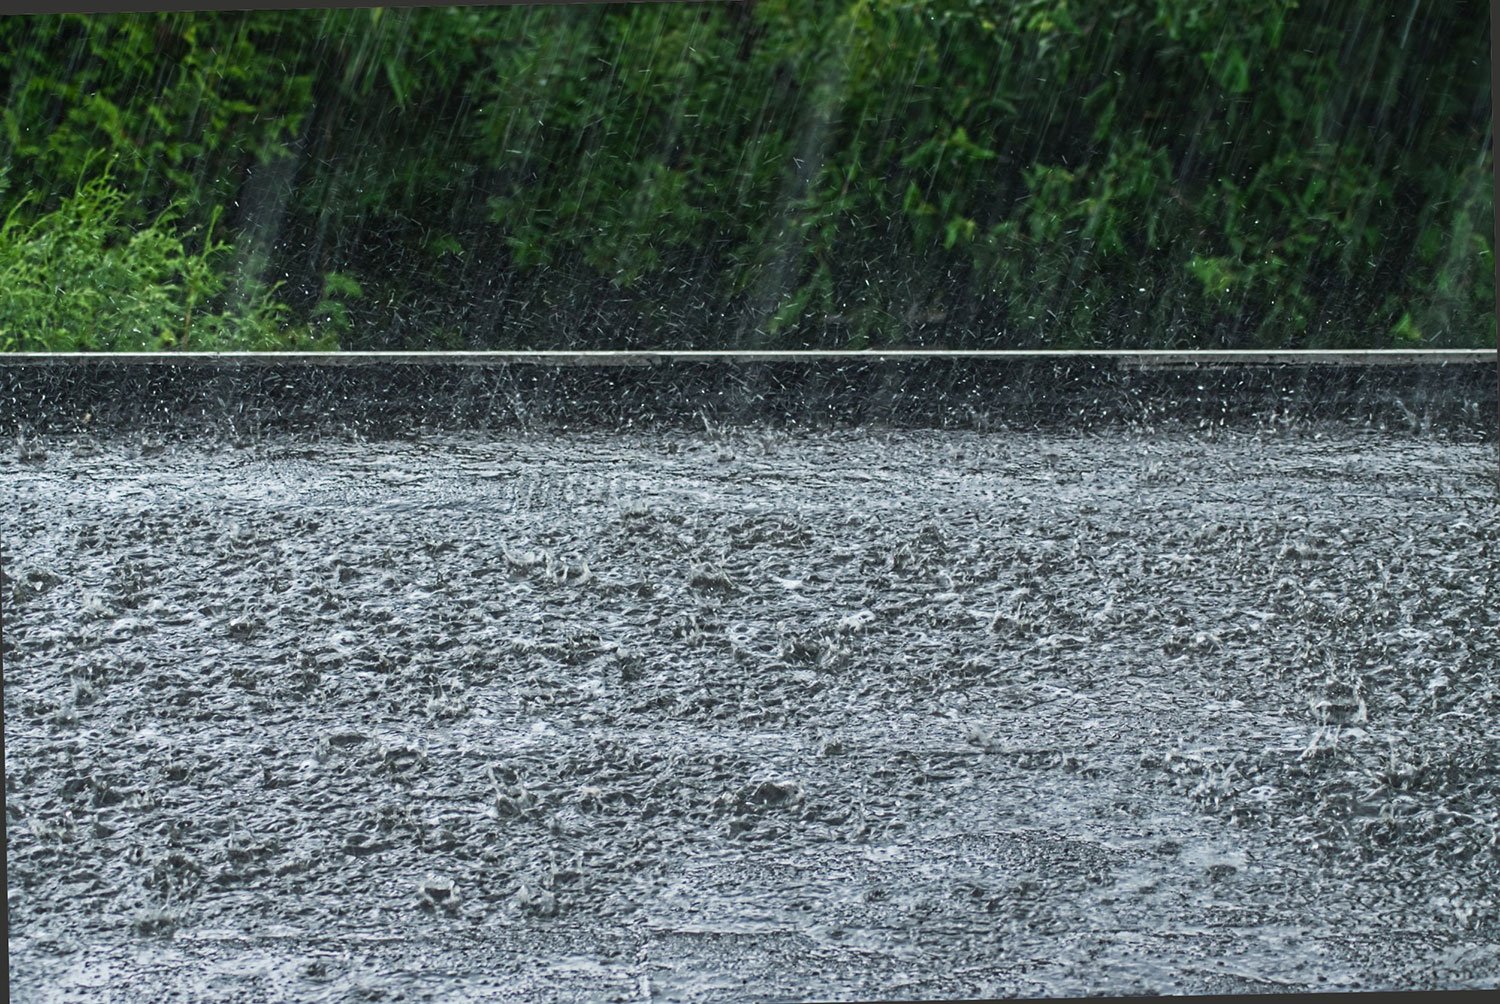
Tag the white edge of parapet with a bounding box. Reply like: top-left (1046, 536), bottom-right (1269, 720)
top-left (0, 349), bottom-right (1495, 367)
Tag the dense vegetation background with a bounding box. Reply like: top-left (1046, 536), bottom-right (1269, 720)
top-left (0, 0), bottom-right (1492, 351)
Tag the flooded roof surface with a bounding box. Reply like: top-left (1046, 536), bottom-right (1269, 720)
top-left (5, 407), bottom-right (1496, 998)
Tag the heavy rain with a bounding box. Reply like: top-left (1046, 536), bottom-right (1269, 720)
top-left (2, 2), bottom-right (1497, 1001)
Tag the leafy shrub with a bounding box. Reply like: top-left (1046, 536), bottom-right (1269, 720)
top-left (0, 2), bottom-right (1492, 350)
top-left (0, 160), bottom-right (333, 351)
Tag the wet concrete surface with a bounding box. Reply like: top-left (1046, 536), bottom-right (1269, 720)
top-left (4, 422), bottom-right (1498, 1001)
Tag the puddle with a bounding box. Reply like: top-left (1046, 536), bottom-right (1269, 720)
top-left (4, 424), bottom-right (1496, 1000)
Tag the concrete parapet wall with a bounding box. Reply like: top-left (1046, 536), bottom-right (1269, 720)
top-left (2, 350), bottom-right (1495, 437)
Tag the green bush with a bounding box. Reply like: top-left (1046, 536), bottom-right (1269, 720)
top-left (0, 2), bottom-right (1491, 350)
top-left (0, 160), bottom-right (334, 351)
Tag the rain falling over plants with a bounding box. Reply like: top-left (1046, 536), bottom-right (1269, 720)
top-left (2, 2), bottom-right (1497, 1002)
top-left (0, 1), bottom-right (1492, 351)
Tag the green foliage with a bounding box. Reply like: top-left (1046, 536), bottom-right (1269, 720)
top-left (0, 160), bottom-right (330, 352)
top-left (310, 270), bottom-right (363, 341)
top-left (0, 13), bottom-right (312, 227)
top-left (0, 1), bottom-right (1491, 350)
